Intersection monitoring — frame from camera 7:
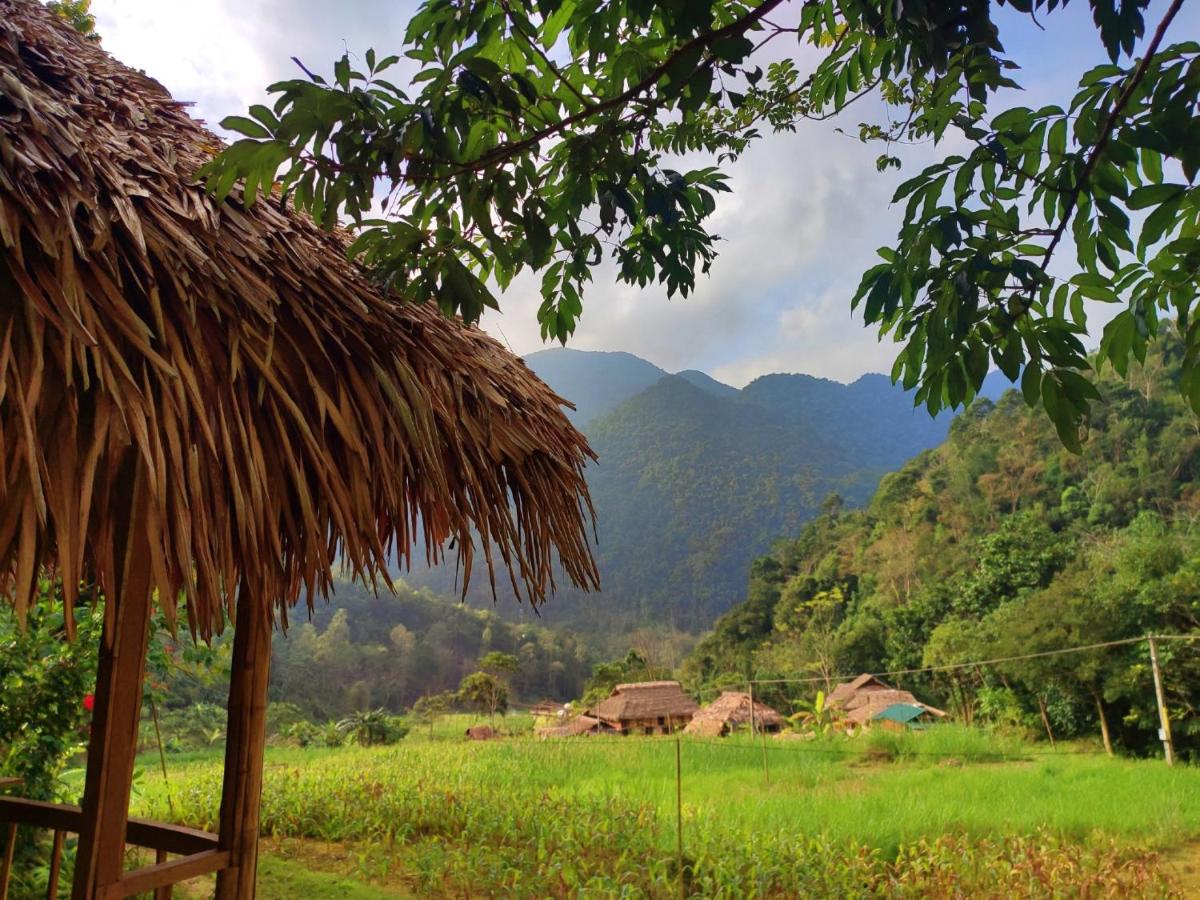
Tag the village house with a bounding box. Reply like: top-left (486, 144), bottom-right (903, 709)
top-left (829, 674), bottom-right (948, 729)
top-left (684, 691), bottom-right (785, 737)
top-left (591, 681), bottom-right (699, 735)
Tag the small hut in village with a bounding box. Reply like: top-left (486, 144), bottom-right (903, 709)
top-left (535, 714), bottom-right (616, 739)
top-left (0, 3), bottom-right (597, 896)
top-left (684, 692), bottom-right (785, 737)
top-left (591, 681), bottom-right (698, 735)
top-left (829, 675), bottom-right (947, 729)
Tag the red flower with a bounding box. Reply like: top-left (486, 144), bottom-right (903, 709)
top-left (82, 694), bottom-right (95, 712)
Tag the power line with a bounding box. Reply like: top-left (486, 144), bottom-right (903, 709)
top-left (749, 633), bottom-right (1200, 688)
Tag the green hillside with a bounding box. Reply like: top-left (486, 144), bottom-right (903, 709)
top-left (406, 351), bottom-right (1009, 638)
top-left (523, 347), bottom-right (666, 426)
top-left (683, 339), bottom-right (1200, 756)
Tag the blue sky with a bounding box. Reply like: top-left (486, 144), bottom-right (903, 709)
top-left (93, 0), bottom-right (1197, 385)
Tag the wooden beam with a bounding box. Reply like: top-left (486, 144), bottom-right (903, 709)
top-left (100, 849), bottom-right (230, 899)
top-left (0, 797), bottom-right (217, 855)
top-left (72, 473), bottom-right (154, 900)
top-left (214, 591), bottom-right (273, 900)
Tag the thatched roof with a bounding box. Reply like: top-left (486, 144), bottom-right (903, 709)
top-left (0, 0), bottom-right (597, 638)
top-left (683, 691), bottom-right (784, 737)
top-left (592, 681), bottom-right (698, 723)
top-left (536, 714), bottom-right (610, 738)
top-left (844, 689), bottom-right (947, 726)
top-left (828, 673), bottom-right (892, 708)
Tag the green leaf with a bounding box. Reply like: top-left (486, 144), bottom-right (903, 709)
top-left (1127, 183), bottom-right (1185, 211)
top-left (220, 116), bottom-right (272, 139)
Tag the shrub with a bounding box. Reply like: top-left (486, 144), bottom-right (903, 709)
top-left (336, 709), bottom-right (407, 747)
top-left (0, 582), bottom-right (103, 801)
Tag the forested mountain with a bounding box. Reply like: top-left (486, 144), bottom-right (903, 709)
top-left (270, 579), bottom-right (593, 719)
top-left (406, 350), bottom-right (1004, 638)
top-left (682, 340), bottom-right (1200, 756)
top-left (524, 348), bottom-right (667, 426)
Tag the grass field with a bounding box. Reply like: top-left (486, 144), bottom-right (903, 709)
top-left (130, 719), bottom-right (1199, 897)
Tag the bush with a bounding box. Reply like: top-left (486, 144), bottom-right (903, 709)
top-left (336, 709), bottom-right (408, 746)
top-left (0, 583), bottom-right (102, 801)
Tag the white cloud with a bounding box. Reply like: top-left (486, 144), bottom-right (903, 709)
top-left (88, 0), bottom-right (1188, 383)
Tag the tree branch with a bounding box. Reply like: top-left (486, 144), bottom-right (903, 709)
top-left (1035, 0), bottom-right (1184, 280)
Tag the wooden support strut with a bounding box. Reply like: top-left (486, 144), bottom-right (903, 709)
top-left (73, 473), bottom-right (154, 900)
top-left (214, 590), bottom-right (273, 899)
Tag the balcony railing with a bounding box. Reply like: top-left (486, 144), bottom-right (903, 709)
top-left (0, 795), bottom-right (226, 900)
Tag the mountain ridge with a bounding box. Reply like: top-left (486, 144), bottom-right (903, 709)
top-left (404, 348), bottom-right (1014, 639)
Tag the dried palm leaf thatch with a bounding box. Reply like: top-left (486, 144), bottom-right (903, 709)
top-left (0, 0), bottom-right (597, 640)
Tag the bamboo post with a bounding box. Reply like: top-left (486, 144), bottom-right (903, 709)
top-left (46, 830), bottom-right (64, 900)
top-left (759, 716), bottom-right (771, 787)
top-left (214, 590), bottom-right (274, 899)
top-left (150, 697), bottom-right (174, 815)
top-left (674, 737), bottom-right (684, 900)
top-left (1148, 635), bottom-right (1175, 766)
top-left (1, 822), bottom-right (15, 900)
top-left (73, 477), bottom-right (154, 900)
top-left (748, 681), bottom-right (757, 737)
top-left (154, 848), bottom-right (172, 900)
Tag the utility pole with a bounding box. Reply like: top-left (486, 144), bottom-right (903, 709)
top-left (1148, 635), bottom-right (1175, 766)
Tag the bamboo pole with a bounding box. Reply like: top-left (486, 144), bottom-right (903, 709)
top-left (73, 472), bottom-right (155, 900)
top-left (748, 681), bottom-right (757, 737)
top-left (1148, 635), bottom-right (1175, 766)
top-left (150, 697), bottom-right (174, 815)
top-left (0, 823), bottom-right (15, 900)
top-left (675, 737), bottom-right (684, 900)
top-left (214, 590), bottom-right (273, 899)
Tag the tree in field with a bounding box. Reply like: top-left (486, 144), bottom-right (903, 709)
top-left (411, 690), bottom-right (455, 739)
top-left (208, 1), bottom-right (1199, 451)
top-left (458, 670), bottom-right (509, 722)
top-left (459, 651), bottom-right (521, 723)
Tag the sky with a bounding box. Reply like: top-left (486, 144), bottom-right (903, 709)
top-left (92, 0), bottom-right (1197, 386)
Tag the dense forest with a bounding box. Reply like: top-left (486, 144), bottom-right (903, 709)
top-left (266, 580), bottom-right (595, 719)
top-left (682, 339), bottom-right (1200, 756)
top-left (408, 349), bottom-right (1007, 637)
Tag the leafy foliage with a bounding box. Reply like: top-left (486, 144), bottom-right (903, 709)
top-left (267, 577), bottom-right (593, 720)
top-left (0, 579), bottom-right (102, 801)
top-left (336, 708), bottom-right (409, 746)
top-left (207, 0), bottom-right (1199, 446)
top-left (46, 0), bottom-right (99, 41)
top-left (683, 336), bottom-right (1200, 755)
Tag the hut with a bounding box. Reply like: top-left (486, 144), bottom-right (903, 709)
top-left (683, 692), bottom-right (784, 737)
top-left (0, 2), bottom-right (596, 897)
top-left (591, 681), bottom-right (698, 735)
top-left (831, 676), bottom-right (948, 729)
top-left (535, 714), bottom-right (614, 739)
top-left (828, 673), bottom-right (895, 710)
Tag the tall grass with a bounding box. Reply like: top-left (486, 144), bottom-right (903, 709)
top-left (133, 725), bottom-right (1195, 897)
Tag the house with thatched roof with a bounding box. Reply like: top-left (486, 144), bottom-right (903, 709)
top-left (684, 692), bottom-right (785, 737)
top-left (536, 714), bottom-right (615, 739)
top-left (591, 681), bottom-right (698, 735)
top-left (830, 675), bottom-right (948, 728)
top-left (0, 3), bottom-right (596, 896)
top-left (828, 673), bottom-right (894, 709)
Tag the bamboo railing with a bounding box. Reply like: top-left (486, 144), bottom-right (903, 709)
top-left (0, 796), bottom-right (225, 900)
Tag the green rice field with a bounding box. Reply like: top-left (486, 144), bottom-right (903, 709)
top-left (131, 721), bottom-right (1200, 897)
